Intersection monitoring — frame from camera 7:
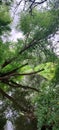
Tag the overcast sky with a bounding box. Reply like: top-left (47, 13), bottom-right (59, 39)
top-left (4, 121), bottom-right (14, 130)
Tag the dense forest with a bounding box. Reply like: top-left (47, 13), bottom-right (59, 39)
top-left (0, 0), bottom-right (59, 130)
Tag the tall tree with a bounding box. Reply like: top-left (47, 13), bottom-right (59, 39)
top-left (0, 1), bottom-right (59, 129)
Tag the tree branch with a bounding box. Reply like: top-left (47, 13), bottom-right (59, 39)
top-left (1, 38), bottom-right (36, 68)
top-left (2, 80), bottom-right (39, 92)
top-left (14, 68), bottom-right (44, 76)
top-left (28, 0), bottom-right (47, 12)
top-left (19, 39), bottom-right (36, 54)
top-left (1, 63), bottom-right (28, 77)
top-left (35, 0), bottom-right (47, 5)
top-left (14, 0), bottom-right (23, 15)
top-left (0, 68), bottom-right (44, 80)
top-left (0, 87), bottom-right (31, 112)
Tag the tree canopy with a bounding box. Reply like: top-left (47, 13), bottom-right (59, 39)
top-left (0, 0), bottom-right (59, 130)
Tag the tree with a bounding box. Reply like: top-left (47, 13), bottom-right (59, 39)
top-left (0, 1), bottom-right (59, 130)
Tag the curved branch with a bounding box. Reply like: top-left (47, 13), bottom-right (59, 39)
top-left (35, 0), bottom-right (47, 5)
top-left (28, 0), bottom-right (47, 12)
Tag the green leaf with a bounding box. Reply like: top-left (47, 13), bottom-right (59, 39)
top-left (34, 62), bottom-right (56, 80)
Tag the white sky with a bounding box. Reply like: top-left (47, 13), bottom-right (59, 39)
top-left (10, 29), bottom-right (23, 42)
top-left (4, 121), bottom-right (14, 130)
top-left (53, 33), bottom-right (59, 55)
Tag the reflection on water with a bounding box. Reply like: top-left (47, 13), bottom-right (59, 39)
top-left (4, 121), bottom-right (14, 130)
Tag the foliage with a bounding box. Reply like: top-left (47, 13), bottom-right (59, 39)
top-left (34, 62), bottom-right (56, 80)
top-left (0, 1), bottom-right (59, 130)
top-left (19, 9), bottom-right (59, 38)
top-left (0, 4), bottom-right (11, 35)
top-left (33, 80), bottom-right (59, 130)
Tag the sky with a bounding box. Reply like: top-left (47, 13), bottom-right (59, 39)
top-left (9, 29), bottom-right (23, 42)
top-left (53, 33), bottom-right (59, 55)
top-left (10, 0), bottom-right (47, 42)
top-left (4, 121), bottom-right (14, 130)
